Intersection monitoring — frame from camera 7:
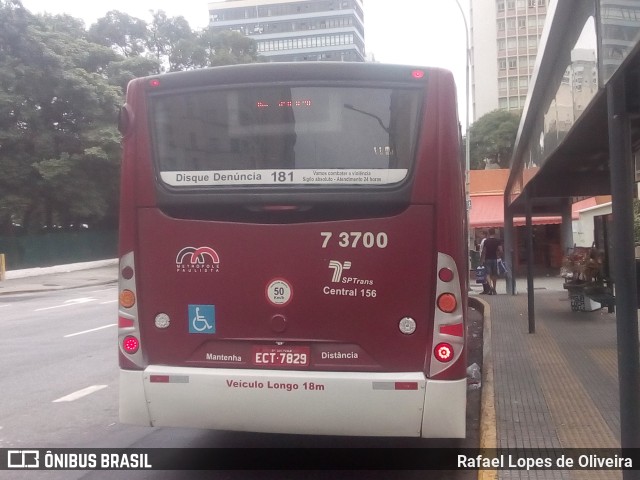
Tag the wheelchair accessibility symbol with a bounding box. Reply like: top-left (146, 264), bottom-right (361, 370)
top-left (188, 305), bottom-right (216, 334)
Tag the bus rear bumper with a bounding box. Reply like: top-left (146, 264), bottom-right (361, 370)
top-left (119, 367), bottom-right (466, 438)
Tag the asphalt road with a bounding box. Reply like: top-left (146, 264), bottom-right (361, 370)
top-left (1, 286), bottom-right (482, 480)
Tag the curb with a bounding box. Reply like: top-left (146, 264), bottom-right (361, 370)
top-left (4, 259), bottom-right (118, 280)
top-left (469, 296), bottom-right (497, 480)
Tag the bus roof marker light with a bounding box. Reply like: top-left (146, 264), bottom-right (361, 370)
top-left (398, 317), bottom-right (416, 335)
top-left (411, 69), bottom-right (425, 79)
top-left (149, 79), bottom-right (161, 88)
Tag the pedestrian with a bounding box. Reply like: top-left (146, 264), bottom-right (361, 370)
top-left (477, 231), bottom-right (492, 295)
top-left (480, 228), bottom-right (503, 295)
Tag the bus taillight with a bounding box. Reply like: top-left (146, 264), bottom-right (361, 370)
top-left (119, 289), bottom-right (136, 308)
top-left (430, 252), bottom-right (465, 378)
top-left (122, 266), bottom-right (134, 280)
top-left (437, 293), bottom-right (457, 313)
top-left (123, 335), bottom-right (140, 354)
top-left (434, 342), bottom-right (454, 362)
top-left (118, 252), bottom-right (144, 368)
top-left (438, 267), bottom-right (454, 282)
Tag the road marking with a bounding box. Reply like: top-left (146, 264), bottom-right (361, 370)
top-left (0, 304), bottom-right (9, 308)
top-left (34, 297), bottom-right (96, 312)
top-left (64, 323), bottom-right (117, 338)
top-left (53, 385), bottom-right (108, 403)
top-left (89, 288), bottom-right (116, 293)
top-left (99, 300), bottom-right (118, 305)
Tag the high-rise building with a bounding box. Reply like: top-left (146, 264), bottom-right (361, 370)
top-left (207, 0), bottom-right (366, 62)
top-left (470, 0), bottom-right (548, 120)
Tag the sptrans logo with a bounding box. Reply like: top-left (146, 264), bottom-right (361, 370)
top-left (176, 246), bottom-right (220, 273)
top-left (328, 260), bottom-right (351, 282)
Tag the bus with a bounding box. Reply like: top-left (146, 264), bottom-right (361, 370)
top-left (117, 62), bottom-right (468, 438)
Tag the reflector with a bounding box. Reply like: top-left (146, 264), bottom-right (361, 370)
top-left (118, 316), bottom-right (134, 328)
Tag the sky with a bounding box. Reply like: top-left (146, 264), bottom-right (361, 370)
top-left (19, 0), bottom-right (471, 127)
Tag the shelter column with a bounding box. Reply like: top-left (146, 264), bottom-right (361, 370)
top-left (560, 197), bottom-right (573, 254)
top-left (503, 205), bottom-right (516, 295)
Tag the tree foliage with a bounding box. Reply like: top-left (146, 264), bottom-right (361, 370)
top-left (468, 109), bottom-right (521, 170)
top-left (0, 0), bottom-right (260, 233)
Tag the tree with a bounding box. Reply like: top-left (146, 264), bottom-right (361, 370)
top-left (194, 28), bottom-right (260, 67)
top-left (468, 109), bottom-right (521, 169)
top-left (146, 10), bottom-right (196, 72)
top-left (0, 1), bottom-right (262, 234)
top-left (88, 10), bottom-right (148, 58)
top-left (0, 1), bottom-right (123, 232)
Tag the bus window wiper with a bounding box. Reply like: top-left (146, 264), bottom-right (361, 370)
top-left (343, 104), bottom-right (389, 133)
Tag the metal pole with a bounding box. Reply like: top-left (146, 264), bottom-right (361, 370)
top-left (454, 0), bottom-right (471, 247)
top-left (526, 191), bottom-right (535, 333)
top-left (504, 205), bottom-right (516, 295)
top-left (606, 77), bottom-right (640, 456)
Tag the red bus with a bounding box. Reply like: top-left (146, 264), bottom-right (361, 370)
top-left (117, 62), bottom-right (467, 438)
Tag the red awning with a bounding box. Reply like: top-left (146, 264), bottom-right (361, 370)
top-left (469, 195), bottom-right (504, 228)
top-left (469, 195), bottom-right (564, 228)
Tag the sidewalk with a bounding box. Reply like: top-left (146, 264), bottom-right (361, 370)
top-left (472, 276), bottom-right (622, 480)
top-left (0, 259), bottom-right (118, 295)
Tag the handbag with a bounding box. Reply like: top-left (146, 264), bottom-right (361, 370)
top-left (497, 259), bottom-right (509, 276)
top-left (475, 265), bottom-right (487, 284)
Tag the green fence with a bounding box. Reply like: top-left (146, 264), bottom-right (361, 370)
top-left (0, 230), bottom-right (117, 270)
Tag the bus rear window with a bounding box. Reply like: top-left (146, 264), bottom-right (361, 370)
top-left (151, 85), bottom-right (422, 187)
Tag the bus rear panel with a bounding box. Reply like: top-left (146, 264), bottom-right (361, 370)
top-left (117, 63), bottom-right (467, 438)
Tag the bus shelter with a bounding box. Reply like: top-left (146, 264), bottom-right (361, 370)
top-left (504, 0), bottom-right (640, 455)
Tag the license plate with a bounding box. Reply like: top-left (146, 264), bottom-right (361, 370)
top-left (252, 346), bottom-right (310, 367)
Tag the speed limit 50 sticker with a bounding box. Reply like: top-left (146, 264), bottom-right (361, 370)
top-left (265, 278), bottom-right (293, 307)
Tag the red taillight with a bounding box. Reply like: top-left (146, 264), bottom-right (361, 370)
top-left (411, 69), bottom-right (425, 79)
top-left (434, 342), bottom-right (454, 362)
top-left (123, 335), bottom-right (139, 354)
top-left (119, 316), bottom-right (134, 328)
top-left (437, 293), bottom-right (457, 313)
top-left (121, 266), bottom-right (134, 280)
top-left (438, 267), bottom-right (454, 282)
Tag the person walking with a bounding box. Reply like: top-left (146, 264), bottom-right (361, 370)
top-left (480, 228), bottom-right (503, 295)
top-left (477, 230), bottom-right (492, 295)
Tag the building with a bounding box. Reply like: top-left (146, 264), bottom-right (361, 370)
top-left (470, 0), bottom-right (549, 120)
top-left (469, 169), bottom-right (611, 270)
top-left (207, 0), bottom-right (366, 62)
